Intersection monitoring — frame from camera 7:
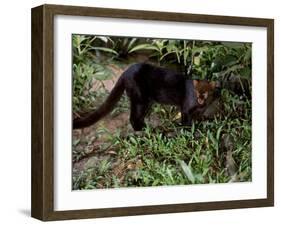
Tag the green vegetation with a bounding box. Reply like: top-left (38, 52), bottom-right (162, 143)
top-left (72, 35), bottom-right (252, 190)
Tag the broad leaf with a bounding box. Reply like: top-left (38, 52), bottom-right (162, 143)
top-left (179, 160), bottom-right (195, 183)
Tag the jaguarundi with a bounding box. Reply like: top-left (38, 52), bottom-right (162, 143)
top-left (73, 63), bottom-right (219, 131)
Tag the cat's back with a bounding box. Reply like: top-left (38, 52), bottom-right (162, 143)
top-left (126, 63), bottom-right (183, 82)
top-left (122, 63), bottom-right (185, 94)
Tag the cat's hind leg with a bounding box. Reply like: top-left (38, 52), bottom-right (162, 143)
top-left (129, 101), bottom-right (150, 131)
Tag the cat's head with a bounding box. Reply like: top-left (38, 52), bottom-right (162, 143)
top-left (193, 80), bottom-right (218, 105)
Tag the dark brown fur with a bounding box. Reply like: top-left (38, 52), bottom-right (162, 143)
top-left (73, 63), bottom-right (217, 131)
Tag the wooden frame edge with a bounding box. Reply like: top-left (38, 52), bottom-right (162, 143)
top-left (266, 19), bottom-right (274, 207)
top-left (43, 4), bottom-right (272, 26)
top-left (31, 5), bottom-right (44, 220)
top-left (42, 199), bottom-right (272, 221)
top-left (31, 5), bottom-right (54, 221)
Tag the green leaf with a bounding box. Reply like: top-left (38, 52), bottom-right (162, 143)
top-left (159, 51), bottom-right (174, 61)
top-left (216, 125), bottom-right (224, 140)
top-left (73, 139), bottom-right (80, 146)
top-left (89, 47), bottom-right (118, 55)
top-left (183, 42), bottom-right (190, 65)
top-left (93, 71), bottom-right (111, 80)
top-left (192, 46), bottom-right (208, 55)
top-left (166, 41), bottom-right (177, 53)
top-left (221, 42), bottom-right (244, 49)
top-left (95, 36), bottom-right (110, 43)
top-left (244, 48), bottom-right (252, 62)
top-left (179, 160), bottom-right (195, 183)
top-left (212, 55), bottom-right (224, 69)
top-left (128, 44), bottom-right (159, 53)
top-left (222, 54), bottom-right (238, 67)
top-left (219, 64), bottom-right (244, 77)
top-left (209, 132), bottom-right (217, 148)
top-left (239, 67), bottom-right (251, 79)
top-left (127, 38), bottom-right (138, 50)
top-left (191, 122), bottom-right (195, 136)
top-left (129, 137), bottom-right (138, 145)
top-left (194, 56), bottom-right (200, 66)
top-left (153, 39), bottom-right (166, 51)
top-left (175, 49), bottom-right (180, 63)
top-left (166, 168), bottom-right (174, 183)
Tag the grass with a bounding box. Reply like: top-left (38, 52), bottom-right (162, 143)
top-left (72, 88), bottom-right (252, 190)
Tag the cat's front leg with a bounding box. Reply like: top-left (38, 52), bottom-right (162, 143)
top-left (181, 111), bottom-right (192, 127)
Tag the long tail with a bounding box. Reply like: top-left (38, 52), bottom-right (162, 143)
top-left (73, 76), bottom-right (125, 129)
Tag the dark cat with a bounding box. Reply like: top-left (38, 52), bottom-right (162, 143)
top-left (73, 63), bottom-right (217, 131)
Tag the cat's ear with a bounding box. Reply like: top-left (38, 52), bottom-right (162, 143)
top-left (193, 80), bottom-right (199, 88)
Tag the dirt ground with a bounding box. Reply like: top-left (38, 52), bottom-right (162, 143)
top-left (72, 64), bottom-right (137, 183)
